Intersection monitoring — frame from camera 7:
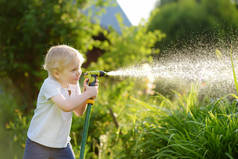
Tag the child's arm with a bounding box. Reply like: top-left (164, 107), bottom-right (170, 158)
top-left (73, 79), bottom-right (89, 116)
top-left (51, 85), bottom-right (98, 112)
top-left (73, 101), bottom-right (87, 117)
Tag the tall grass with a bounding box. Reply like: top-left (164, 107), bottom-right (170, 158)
top-left (230, 45), bottom-right (238, 95)
top-left (118, 86), bottom-right (238, 159)
top-left (0, 87), bottom-right (27, 158)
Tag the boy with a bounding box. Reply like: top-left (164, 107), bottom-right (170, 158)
top-left (23, 45), bottom-right (98, 159)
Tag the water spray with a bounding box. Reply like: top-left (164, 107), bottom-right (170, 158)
top-left (79, 49), bottom-right (238, 158)
top-left (80, 71), bottom-right (108, 159)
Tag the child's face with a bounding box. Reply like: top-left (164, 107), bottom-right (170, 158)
top-left (56, 63), bottom-right (82, 87)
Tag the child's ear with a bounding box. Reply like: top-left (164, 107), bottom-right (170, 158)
top-left (52, 70), bottom-right (60, 79)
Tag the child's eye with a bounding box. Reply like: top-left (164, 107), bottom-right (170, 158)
top-left (71, 67), bottom-right (81, 72)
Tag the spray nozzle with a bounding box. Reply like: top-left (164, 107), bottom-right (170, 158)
top-left (84, 71), bottom-right (108, 86)
top-left (84, 71), bottom-right (108, 77)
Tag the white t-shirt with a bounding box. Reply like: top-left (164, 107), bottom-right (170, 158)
top-left (27, 76), bottom-right (81, 148)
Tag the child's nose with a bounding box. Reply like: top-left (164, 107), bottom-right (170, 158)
top-left (77, 70), bottom-right (82, 76)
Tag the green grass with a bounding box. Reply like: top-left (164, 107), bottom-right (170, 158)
top-left (115, 87), bottom-right (238, 159)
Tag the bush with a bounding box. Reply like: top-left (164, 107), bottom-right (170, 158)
top-left (0, 78), bottom-right (31, 159)
top-left (109, 86), bottom-right (238, 159)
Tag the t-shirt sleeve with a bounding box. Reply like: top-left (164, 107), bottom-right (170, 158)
top-left (43, 79), bottom-right (61, 100)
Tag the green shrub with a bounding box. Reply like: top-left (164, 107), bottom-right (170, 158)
top-left (111, 86), bottom-right (238, 159)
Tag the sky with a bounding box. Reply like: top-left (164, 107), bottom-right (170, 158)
top-left (117, 0), bottom-right (158, 25)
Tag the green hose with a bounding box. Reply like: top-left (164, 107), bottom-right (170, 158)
top-left (79, 71), bottom-right (108, 159)
top-left (79, 103), bottom-right (92, 159)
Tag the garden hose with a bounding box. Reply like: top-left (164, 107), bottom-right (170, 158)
top-left (79, 71), bottom-right (108, 159)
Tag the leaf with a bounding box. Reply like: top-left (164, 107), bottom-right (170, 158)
top-left (230, 46), bottom-right (238, 95)
top-left (215, 49), bottom-right (223, 60)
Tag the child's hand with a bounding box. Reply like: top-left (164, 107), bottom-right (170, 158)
top-left (83, 78), bottom-right (99, 90)
top-left (83, 78), bottom-right (99, 98)
top-left (83, 78), bottom-right (89, 92)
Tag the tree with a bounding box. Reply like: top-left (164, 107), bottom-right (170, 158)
top-left (157, 0), bottom-right (179, 6)
top-left (88, 15), bottom-right (165, 71)
top-left (149, 0), bottom-right (238, 52)
top-left (0, 0), bottom-right (99, 110)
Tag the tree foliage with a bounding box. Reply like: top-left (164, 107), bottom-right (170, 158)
top-left (0, 0), bottom-right (98, 109)
top-left (148, 0), bottom-right (238, 51)
top-left (88, 18), bottom-right (165, 71)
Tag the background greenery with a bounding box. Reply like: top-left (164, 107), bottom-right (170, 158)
top-left (149, 0), bottom-right (238, 55)
top-left (1, 0), bottom-right (238, 158)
